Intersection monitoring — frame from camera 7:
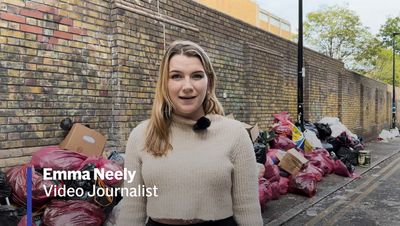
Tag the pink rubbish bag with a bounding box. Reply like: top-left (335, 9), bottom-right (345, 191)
top-left (305, 149), bottom-right (335, 175)
top-left (258, 178), bottom-right (271, 212)
top-left (42, 200), bottom-right (105, 226)
top-left (264, 156), bottom-right (280, 183)
top-left (273, 124), bottom-right (292, 138)
top-left (31, 146), bottom-right (87, 170)
top-left (18, 215), bottom-right (37, 226)
top-left (269, 181), bottom-right (281, 200)
top-left (300, 163), bottom-right (324, 182)
top-left (334, 159), bottom-right (352, 177)
top-left (79, 157), bottom-right (123, 186)
top-left (279, 177), bottom-right (290, 195)
top-left (271, 136), bottom-right (296, 151)
top-left (288, 174), bottom-right (317, 197)
top-left (6, 164), bottom-right (58, 209)
top-left (273, 112), bottom-right (293, 125)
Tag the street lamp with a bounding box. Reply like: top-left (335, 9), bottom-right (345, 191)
top-left (392, 32), bottom-right (400, 129)
top-left (297, 0), bottom-right (304, 131)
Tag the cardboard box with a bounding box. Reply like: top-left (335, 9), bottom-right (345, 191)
top-left (275, 150), bottom-right (286, 161)
top-left (278, 148), bottom-right (308, 175)
top-left (225, 113), bottom-right (259, 142)
top-left (242, 122), bottom-right (259, 142)
top-left (59, 123), bottom-right (106, 157)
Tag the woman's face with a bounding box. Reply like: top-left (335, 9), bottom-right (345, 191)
top-left (168, 54), bottom-right (208, 120)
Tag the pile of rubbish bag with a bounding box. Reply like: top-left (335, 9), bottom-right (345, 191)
top-left (377, 128), bottom-right (400, 142)
top-left (1, 146), bottom-right (123, 225)
top-left (254, 112), bottom-right (364, 211)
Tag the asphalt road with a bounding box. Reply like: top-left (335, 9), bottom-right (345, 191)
top-left (283, 151), bottom-right (400, 226)
top-left (263, 138), bottom-right (400, 226)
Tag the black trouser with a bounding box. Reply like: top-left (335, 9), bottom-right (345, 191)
top-left (146, 216), bottom-right (238, 226)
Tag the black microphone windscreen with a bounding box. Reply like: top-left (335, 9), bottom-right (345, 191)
top-left (193, 116), bottom-right (211, 131)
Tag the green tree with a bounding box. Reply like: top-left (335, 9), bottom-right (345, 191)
top-left (304, 5), bottom-right (378, 71)
top-left (366, 48), bottom-right (400, 86)
top-left (378, 16), bottom-right (400, 49)
top-left (366, 16), bottom-right (400, 85)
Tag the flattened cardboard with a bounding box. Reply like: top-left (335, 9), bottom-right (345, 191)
top-left (59, 123), bottom-right (106, 157)
top-left (278, 148), bottom-right (308, 175)
top-left (242, 122), bottom-right (259, 142)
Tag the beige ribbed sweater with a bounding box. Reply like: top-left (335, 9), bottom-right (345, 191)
top-left (116, 113), bottom-right (263, 226)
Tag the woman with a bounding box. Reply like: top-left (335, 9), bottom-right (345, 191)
top-left (116, 40), bottom-right (262, 226)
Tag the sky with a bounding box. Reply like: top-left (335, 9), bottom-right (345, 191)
top-left (256, 0), bottom-right (400, 35)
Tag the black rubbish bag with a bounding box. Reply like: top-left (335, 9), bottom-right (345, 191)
top-left (0, 171), bottom-right (11, 199)
top-left (0, 205), bottom-right (25, 226)
top-left (63, 163), bottom-right (96, 199)
top-left (333, 146), bottom-right (358, 173)
top-left (256, 131), bottom-right (275, 144)
top-left (253, 131), bottom-right (274, 165)
top-left (108, 150), bottom-right (124, 168)
top-left (314, 123), bottom-right (332, 141)
top-left (336, 147), bottom-right (359, 167)
top-left (63, 163), bottom-right (115, 209)
top-left (326, 137), bottom-right (341, 153)
top-left (336, 132), bottom-right (354, 147)
top-left (60, 117), bottom-right (73, 131)
top-left (102, 188), bottom-right (122, 218)
top-left (253, 142), bottom-right (267, 165)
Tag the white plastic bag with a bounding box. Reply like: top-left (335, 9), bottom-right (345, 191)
top-left (378, 129), bottom-right (395, 142)
top-left (103, 202), bottom-right (121, 226)
top-left (318, 117), bottom-right (340, 125)
top-left (389, 127), bottom-right (400, 137)
top-left (319, 117), bottom-right (357, 138)
top-left (303, 129), bottom-right (323, 149)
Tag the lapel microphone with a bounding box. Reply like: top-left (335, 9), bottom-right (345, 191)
top-left (193, 116), bottom-right (211, 131)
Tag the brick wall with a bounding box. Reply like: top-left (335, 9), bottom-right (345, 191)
top-left (0, 0), bottom-right (395, 168)
top-left (0, 0), bottom-right (113, 168)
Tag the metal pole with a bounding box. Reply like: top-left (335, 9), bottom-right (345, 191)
top-left (393, 33), bottom-right (400, 129)
top-left (297, 0), bottom-right (304, 131)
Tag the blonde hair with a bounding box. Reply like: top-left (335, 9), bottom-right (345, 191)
top-left (145, 40), bottom-right (224, 156)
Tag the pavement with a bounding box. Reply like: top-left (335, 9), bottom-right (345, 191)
top-left (262, 137), bottom-right (400, 226)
